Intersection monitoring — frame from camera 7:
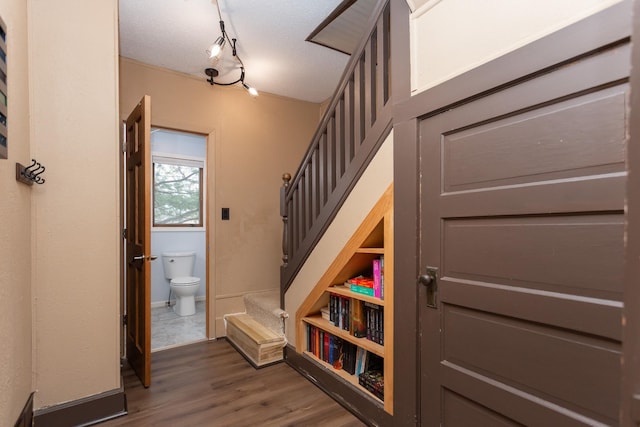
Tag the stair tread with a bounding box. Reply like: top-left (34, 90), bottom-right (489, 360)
top-left (225, 313), bottom-right (283, 345)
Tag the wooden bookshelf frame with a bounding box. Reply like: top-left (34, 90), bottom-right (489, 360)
top-left (296, 184), bottom-right (394, 414)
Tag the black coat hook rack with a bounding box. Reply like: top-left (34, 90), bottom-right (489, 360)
top-left (16, 159), bottom-right (46, 185)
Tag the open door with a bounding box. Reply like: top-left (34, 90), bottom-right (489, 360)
top-left (125, 95), bottom-right (153, 387)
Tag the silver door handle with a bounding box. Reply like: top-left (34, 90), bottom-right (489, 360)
top-left (132, 255), bottom-right (158, 261)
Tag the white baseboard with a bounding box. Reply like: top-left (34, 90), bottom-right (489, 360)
top-left (151, 295), bottom-right (206, 309)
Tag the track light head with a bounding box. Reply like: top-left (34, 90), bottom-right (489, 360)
top-left (206, 36), bottom-right (225, 59)
top-left (242, 83), bottom-right (259, 97)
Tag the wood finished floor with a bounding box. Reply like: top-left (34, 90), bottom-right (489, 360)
top-left (101, 339), bottom-right (365, 427)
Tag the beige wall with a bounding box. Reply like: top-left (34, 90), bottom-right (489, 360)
top-left (29, 0), bottom-right (121, 410)
top-left (0, 0), bottom-right (32, 424)
top-left (0, 0), bottom-right (121, 418)
top-left (410, 0), bottom-right (622, 94)
top-left (284, 132), bottom-right (393, 346)
top-left (119, 58), bottom-right (320, 337)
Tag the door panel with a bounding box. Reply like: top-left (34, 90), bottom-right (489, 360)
top-left (419, 38), bottom-right (629, 426)
top-left (621, 0), bottom-right (640, 424)
top-left (442, 389), bottom-right (524, 427)
top-left (125, 95), bottom-right (152, 387)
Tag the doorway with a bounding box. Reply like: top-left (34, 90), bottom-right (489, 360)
top-left (149, 127), bottom-right (208, 351)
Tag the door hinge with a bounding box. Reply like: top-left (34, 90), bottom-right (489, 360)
top-left (122, 314), bottom-right (128, 326)
top-left (122, 228), bottom-right (127, 239)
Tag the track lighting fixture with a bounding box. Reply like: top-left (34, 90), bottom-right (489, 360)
top-left (204, 1), bottom-right (258, 96)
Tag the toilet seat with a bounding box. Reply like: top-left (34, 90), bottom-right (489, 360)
top-left (170, 276), bottom-right (200, 286)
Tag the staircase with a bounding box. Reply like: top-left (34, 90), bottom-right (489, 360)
top-left (224, 290), bottom-right (288, 368)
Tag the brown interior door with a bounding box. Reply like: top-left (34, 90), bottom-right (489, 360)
top-left (125, 95), bottom-right (152, 387)
top-left (621, 0), bottom-right (640, 424)
top-left (418, 32), bottom-right (628, 427)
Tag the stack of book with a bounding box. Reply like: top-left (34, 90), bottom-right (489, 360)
top-left (329, 293), bottom-right (350, 331)
top-left (364, 302), bottom-right (384, 345)
top-left (306, 324), bottom-right (343, 368)
top-left (328, 293), bottom-right (383, 345)
top-left (346, 277), bottom-right (375, 296)
top-left (320, 304), bottom-right (330, 322)
top-left (359, 370), bottom-right (384, 401)
top-left (341, 341), bottom-right (358, 374)
top-left (358, 353), bottom-right (384, 400)
top-left (344, 255), bottom-right (385, 299)
top-left (329, 293), bottom-right (366, 338)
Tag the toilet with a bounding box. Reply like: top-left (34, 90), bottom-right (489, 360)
top-left (161, 251), bottom-right (201, 316)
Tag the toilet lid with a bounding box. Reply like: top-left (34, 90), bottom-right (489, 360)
top-left (171, 276), bottom-right (200, 286)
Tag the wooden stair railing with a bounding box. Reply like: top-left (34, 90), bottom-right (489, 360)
top-left (281, 0), bottom-right (392, 292)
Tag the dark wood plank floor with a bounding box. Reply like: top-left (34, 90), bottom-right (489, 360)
top-left (101, 339), bottom-right (365, 427)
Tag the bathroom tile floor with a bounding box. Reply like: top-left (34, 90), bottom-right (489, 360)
top-left (151, 300), bottom-right (206, 351)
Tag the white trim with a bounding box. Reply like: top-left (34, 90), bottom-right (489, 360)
top-left (151, 295), bottom-right (206, 308)
top-left (151, 226), bottom-right (205, 232)
top-left (412, 0), bottom-right (443, 18)
top-left (151, 150), bottom-right (207, 229)
top-left (152, 152), bottom-right (205, 168)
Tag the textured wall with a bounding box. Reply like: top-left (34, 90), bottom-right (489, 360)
top-left (29, 0), bottom-right (121, 410)
top-left (411, 0), bottom-right (622, 94)
top-left (0, 0), bottom-right (32, 424)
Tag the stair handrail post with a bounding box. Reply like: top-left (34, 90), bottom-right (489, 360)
top-left (280, 172), bottom-right (292, 267)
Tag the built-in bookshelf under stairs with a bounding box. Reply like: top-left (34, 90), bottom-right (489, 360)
top-left (225, 290), bottom-right (288, 368)
top-left (295, 184), bottom-right (394, 415)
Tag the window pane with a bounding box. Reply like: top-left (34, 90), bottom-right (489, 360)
top-left (154, 163), bottom-right (201, 225)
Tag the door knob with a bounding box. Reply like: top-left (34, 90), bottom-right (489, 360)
top-left (419, 267), bottom-right (438, 309)
top-left (418, 274), bottom-right (433, 286)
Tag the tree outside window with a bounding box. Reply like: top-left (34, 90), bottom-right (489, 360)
top-left (153, 162), bottom-right (203, 226)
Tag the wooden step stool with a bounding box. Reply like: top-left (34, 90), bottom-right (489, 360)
top-left (225, 313), bottom-right (285, 368)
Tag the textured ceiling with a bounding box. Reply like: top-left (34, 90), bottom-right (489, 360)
top-left (119, 0), bottom-right (353, 103)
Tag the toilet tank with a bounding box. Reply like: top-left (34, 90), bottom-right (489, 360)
top-left (161, 251), bottom-right (196, 279)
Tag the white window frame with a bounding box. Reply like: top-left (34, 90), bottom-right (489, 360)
top-left (151, 152), bottom-right (206, 231)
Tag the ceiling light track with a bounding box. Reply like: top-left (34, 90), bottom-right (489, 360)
top-left (205, 1), bottom-right (258, 97)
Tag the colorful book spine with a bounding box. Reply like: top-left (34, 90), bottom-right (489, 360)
top-left (373, 259), bottom-right (381, 299)
top-left (350, 299), bottom-right (366, 338)
top-left (380, 255), bottom-right (384, 300)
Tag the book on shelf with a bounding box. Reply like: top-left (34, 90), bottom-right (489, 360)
top-left (343, 261), bottom-right (385, 300)
top-left (329, 293), bottom-right (351, 330)
top-left (344, 276), bottom-right (374, 297)
top-left (350, 299), bottom-right (366, 338)
top-left (342, 341), bottom-right (358, 375)
top-left (347, 276), bottom-right (374, 288)
top-left (306, 324), bottom-right (344, 366)
top-left (358, 353), bottom-right (384, 400)
top-left (328, 293), bottom-right (384, 345)
top-left (355, 347), bottom-right (368, 376)
top-left (364, 301), bottom-right (384, 345)
top-left (349, 283), bottom-right (375, 296)
top-left (307, 322), bottom-right (385, 400)
top-left (373, 259), bottom-right (381, 299)
top-left (321, 305), bottom-right (330, 322)
top-left (359, 370), bottom-right (384, 401)
top-left (380, 255), bottom-right (385, 300)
